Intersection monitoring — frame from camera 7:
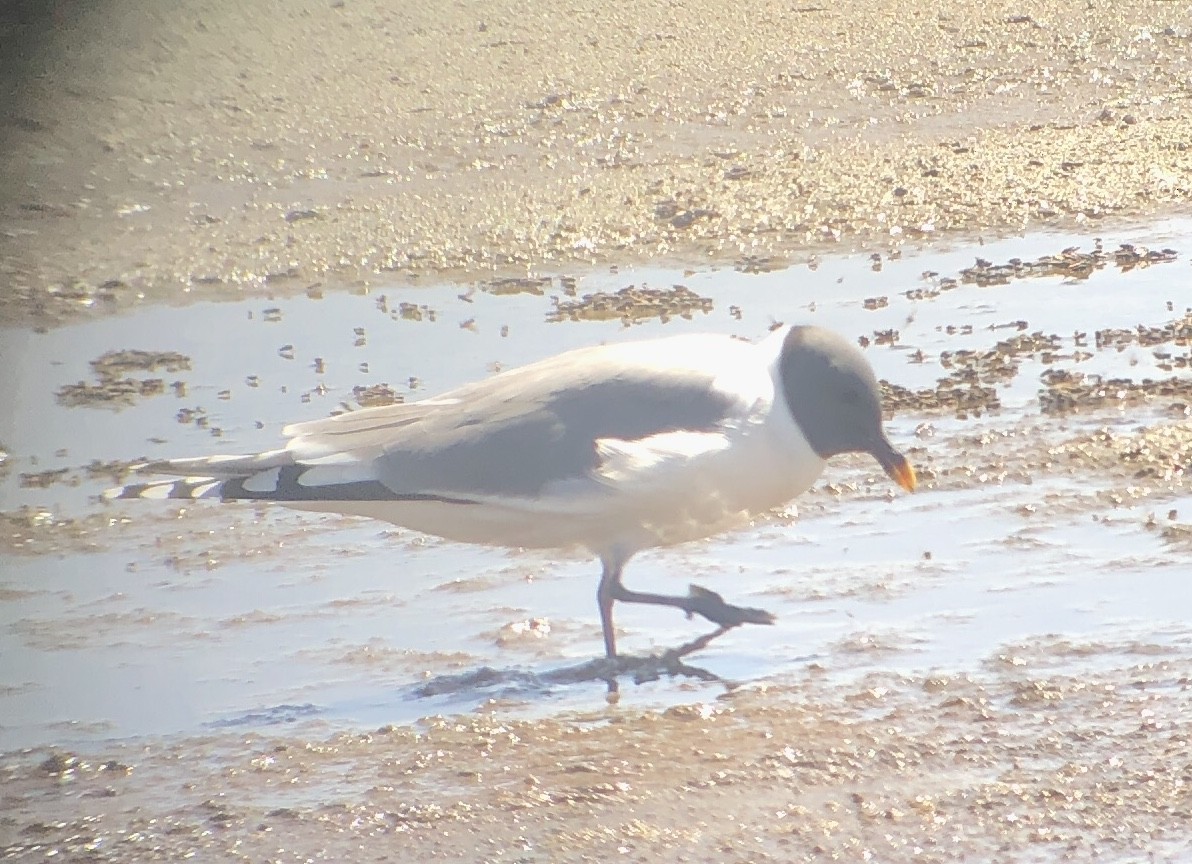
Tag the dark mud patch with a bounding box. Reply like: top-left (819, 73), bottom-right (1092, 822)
top-left (1040, 369), bottom-right (1192, 415)
top-left (734, 254), bottom-right (788, 274)
top-left (893, 420), bottom-right (1192, 517)
top-left (55, 377), bottom-right (174, 408)
top-left (481, 275), bottom-right (557, 296)
top-left (958, 241), bottom-right (1178, 285)
top-left (1046, 423), bottom-right (1192, 483)
top-left (19, 459), bottom-right (142, 491)
top-left (882, 376), bottom-right (1001, 417)
top-left (1161, 522), bottom-right (1192, 549)
top-left (0, 507), bottom-right (127, 556)
top-left (89, 350), bottom-right (192, 379)
top-left (882, 307), bottom-right (1192, 420)
top-left (547, 283), bottom-right (713, 324)
top-left (1095, 309), bottom-right (1192, 352)
top-left (348, 383), bottom-right (404, 408)
top-left (55, 350), bottom-right (191, 409)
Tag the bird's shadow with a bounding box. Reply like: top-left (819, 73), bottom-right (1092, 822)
top-left (408, 627), bottom-right (752, 704)
top-left (204, 651), bottom-right (736, 733)
top-left (206, 629), bottom-right (820, 733)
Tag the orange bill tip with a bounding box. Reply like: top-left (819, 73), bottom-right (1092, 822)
top-left (889, 457), bottom-right (917, 493)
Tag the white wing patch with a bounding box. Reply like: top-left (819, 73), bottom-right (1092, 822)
top-left (594, 431), bottom-right (732, 486)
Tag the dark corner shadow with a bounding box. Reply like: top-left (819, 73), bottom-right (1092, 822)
top-left (1, 1), bottom-right (98, 98)
top-left (1, 0), bottom-right (114, 187)
top-left (409, 627), bottom-right (766, 704)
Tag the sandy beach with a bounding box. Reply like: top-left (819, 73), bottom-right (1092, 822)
top-left (4, 0), bottom-right (1192, 326)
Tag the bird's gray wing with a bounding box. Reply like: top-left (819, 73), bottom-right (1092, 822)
top-left (287, 346), bottom-right (745, 500)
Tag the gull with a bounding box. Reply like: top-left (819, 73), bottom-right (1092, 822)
top-left (107, 324), bottom-right (916, 659)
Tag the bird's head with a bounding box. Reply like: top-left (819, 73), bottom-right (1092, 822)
top-left (778, 325), bottom-right (916, 493)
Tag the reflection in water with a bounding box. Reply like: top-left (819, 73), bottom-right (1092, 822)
top-left (409, 634), bottom-right (770, 706)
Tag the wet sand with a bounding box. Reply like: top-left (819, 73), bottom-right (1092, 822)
top-left (3, 0), bottom-right (1192, 326)
top-left (4, 2), bottom-right (1192, 862)
top-left (6, 657), bottom-right (1192, 863)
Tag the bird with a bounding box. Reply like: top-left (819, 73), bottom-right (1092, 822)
top-left (106, 324), bottom-right (916, 659)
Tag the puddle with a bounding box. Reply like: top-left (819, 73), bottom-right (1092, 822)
top-left (2, 221), bottom-right (1191, 750)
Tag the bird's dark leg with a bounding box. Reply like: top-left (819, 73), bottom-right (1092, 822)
top-left (597, 555), bottom-right (776, 659)
top-left (597, 557), bottom-right (624, 660)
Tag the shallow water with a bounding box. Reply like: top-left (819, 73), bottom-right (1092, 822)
top-left (2, 221), bottom-right (1190, 750)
